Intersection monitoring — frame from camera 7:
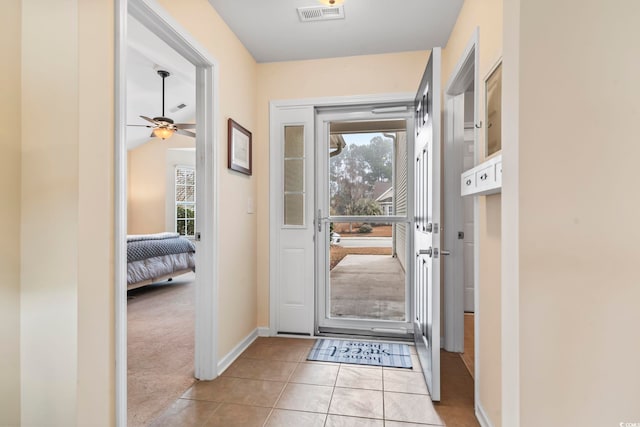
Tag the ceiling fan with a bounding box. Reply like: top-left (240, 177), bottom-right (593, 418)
top-left (128, 70), bottom-right (196, 140)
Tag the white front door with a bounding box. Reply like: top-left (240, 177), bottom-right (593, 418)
top-left (270, 105), bottom-right (316, 335)
top-left (413, 48), bottom-right (442, 401)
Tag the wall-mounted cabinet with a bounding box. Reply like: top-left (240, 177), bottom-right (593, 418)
top-left (461, 154), bottom-right (502, 196)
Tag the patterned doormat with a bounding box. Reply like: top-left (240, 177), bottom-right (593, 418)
top-left (307, 339), bottom-right (412, 368)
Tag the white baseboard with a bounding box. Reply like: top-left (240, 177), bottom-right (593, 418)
top-left (257, 327), bottom-right (271, 337)
top-left (217, 328), bottom-right (258, 375)
top-left (476, 402), bottom-right (495, 427)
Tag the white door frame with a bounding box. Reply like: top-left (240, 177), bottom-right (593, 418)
top-left (443, 28), bottom-right (480, 351)
top-left (442, 26), bottom-right (480, 407)
top-left (115, 0), bottom-right (219, 425)
top-left (269, 93), bottom-right (414, 337)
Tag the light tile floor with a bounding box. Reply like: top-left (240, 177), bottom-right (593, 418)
top-left (151, 337), bottom-right (464, 426)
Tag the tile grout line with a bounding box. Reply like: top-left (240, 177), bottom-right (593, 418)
top-left (324, 362), bottom-right (343, 427)
top-left (261, 356), bottom-right (297, 427)
top-left (381, 364), bottom-right (386, 424)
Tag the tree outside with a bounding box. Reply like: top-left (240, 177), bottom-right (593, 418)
top-left (330, 134), bottom-right (392, 217)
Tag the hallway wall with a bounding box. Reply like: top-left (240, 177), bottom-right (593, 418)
top-left (0, 1), bottom-right (22, 425)
top-left (503, 0), bottom-right (640, 425)
top-left (255, 50), bottom-right (430, 327)
top-left (20, 0), bottom-right (116, 425)
top-left (157, 0), bottom-right (259, 361)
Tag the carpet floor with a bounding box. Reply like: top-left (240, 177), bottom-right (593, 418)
top-left (127, 272), bottom-right (196, 427)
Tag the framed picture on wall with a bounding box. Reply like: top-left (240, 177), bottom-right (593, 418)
top-left (485, 60), bottom-right (502, 156)
top-left (228, 118), bottom-right (252, 175)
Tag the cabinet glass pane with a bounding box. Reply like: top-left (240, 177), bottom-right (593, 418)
top-left (284, 194), bottom-right (304, 226)
top-left (284, 159), bottom-right (304, 192)
top-left (284, 126), bottom-right (304, 158)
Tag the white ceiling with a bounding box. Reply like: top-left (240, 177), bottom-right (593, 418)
top-left (207, 0), bottom-right (464, 63)
top-left (126, 16), bottom-right (196, 150)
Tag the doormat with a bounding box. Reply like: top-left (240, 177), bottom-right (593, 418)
top-left (307, 339), bottom-right (412, 368)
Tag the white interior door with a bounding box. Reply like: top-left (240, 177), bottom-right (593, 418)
top-left (413, 48), bottom-right (442, 401)
top-left (270, 105), bottom-right (316, 335)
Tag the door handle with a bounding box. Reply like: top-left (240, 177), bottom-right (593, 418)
top-left (316, 209), bottom-right (329, 232)
top-left (418, 248), bottom-right (433, 257)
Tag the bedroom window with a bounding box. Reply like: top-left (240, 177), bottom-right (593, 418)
top-left (175, 167), bottom-right (196, 238)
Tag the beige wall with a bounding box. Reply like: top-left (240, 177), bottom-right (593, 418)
top-left (0, 1), bottom-right (21, 425)
top-left (255, 51), bottom-right (429, 326)
top-left (504, 0), bottom-right (640, 425)
top-left (441, 0), bottom-right (503, 423)
top-left (76, 0), bottom-right (115, 423)
top-left (20, 0), bottom-right (115, 425)
top-left (128, 137), bottom-right (195, 235)
top-left (21, 0), bottom-right (80, 425)
top-left (157, 0), bottom-right (259, 359)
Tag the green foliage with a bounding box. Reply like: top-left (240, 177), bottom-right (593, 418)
top-left (358, 223), bottom-right (373, 234)
top-left (351, 198), bottom-right (383, 216)
top-left (329, 134), bottom-right (393, 216)
top-left (176, 205), bottom-right (195, 236)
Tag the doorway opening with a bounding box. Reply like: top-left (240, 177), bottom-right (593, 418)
top-left (115, 1), bottom-right (219, 425)
top-left (125, 13), bottom-right (199, 427)
top-left (316, 111), bottom-right (414, 338)
top-left (440, 29), bottom-right (479, 420)
top-left (268, 94), bottom-right (414, 339)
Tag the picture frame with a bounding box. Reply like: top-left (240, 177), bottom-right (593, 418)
top-left (485, 59), bottom-right (503, 157)
top-left (227, 118), bottom-right (252, 175)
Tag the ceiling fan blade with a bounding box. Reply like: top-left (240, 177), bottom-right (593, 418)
top-left (174, 123), bottom-right (197, 129)
top-left (140, 115), bottom-right (158, 125)
top-left (176, 129), bottom-right (196, 138)
top-left (127, 124), bottom-right (152, 127)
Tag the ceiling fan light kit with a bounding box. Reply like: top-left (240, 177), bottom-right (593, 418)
top-left (152, 127), bottom-right (175, 140)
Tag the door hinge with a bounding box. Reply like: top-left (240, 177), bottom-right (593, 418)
top-left (458, 231), bottom-right (464, 239)
top-left (195, 232), bottom-right (201, 241)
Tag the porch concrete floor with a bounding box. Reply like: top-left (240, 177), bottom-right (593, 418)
top-left (330, 254), bottom-right (406, 321)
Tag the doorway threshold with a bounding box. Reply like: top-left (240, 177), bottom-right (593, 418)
top-left (317, 327), bottom-right (414, 342)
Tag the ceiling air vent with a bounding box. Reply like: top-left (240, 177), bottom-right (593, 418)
top-left (297, 5), bottom-right (345, 22)
top-left (170, 103), bottom-right (187, 113)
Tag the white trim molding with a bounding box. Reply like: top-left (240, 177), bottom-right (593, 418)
top-left (442, 28), bottom-right (479, 354)
top-left (476, 402), bottom-right (496, 427)
top-left (114, 3), bottom-right (128, 426)
top-left (217, 329), bottom-right (259, 375)
top-left (257, 327), bottom-right (271, 337)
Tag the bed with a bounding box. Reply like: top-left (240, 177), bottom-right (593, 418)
top-left (127, 232), bottom-right (196, 290)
